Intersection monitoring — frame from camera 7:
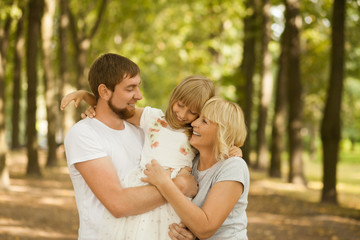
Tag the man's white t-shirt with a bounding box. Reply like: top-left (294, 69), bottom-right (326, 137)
top-left (64, 117), bottom-right (144, 240)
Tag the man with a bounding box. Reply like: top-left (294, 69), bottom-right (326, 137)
top-left (64, 53), bottom-right (197, 239)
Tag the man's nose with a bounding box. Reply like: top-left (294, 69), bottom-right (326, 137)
top-left (134, 87), bottom-right (142, 100)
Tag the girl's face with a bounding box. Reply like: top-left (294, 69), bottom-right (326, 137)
top-left (172, 101), bottom-right (199, 126)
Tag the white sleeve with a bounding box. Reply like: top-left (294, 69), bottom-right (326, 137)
top-left (139, 106), bottom-right (164, 130)
top-left (64, 122), bottom-right (107, 167)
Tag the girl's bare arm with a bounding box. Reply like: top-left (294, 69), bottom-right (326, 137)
top-left (60, 90), bottom-right (96, 110)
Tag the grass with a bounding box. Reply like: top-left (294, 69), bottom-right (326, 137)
top-left (305, 143), bottom-right (360, 184)
top-left (251, 142), bottom-right (360, 210)
top-left (303, 145), bottom-right (360, 209)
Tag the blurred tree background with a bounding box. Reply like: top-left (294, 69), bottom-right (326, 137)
top-left (0, 0), bottom-right (358, 206)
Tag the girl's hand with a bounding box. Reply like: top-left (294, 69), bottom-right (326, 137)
top-left (142, 160), bottom-right (172, 187)
top-left (81, 106), bottom-right (96, 119)
top-left (60, 90), bottom-right (89, 110)
top-left (229, 146), bottom-right (243, 158)
top-left (168, 222), bottom-right (195, 240)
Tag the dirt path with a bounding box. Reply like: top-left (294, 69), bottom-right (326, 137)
top-left (247, 176), bottom-right (360, 240)
top-left (0, 149), bottom-right (359, 240)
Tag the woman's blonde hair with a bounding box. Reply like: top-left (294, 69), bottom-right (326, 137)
top-left (165, 75), bottom-right (215, 132)
top-left (201, 97), bottom-right (247, 161)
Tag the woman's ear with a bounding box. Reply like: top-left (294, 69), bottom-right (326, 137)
top-left (98, 84), bottom-right (111, 100)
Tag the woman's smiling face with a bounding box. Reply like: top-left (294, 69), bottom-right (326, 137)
top-left (190, 115), bottom-right (218, 150)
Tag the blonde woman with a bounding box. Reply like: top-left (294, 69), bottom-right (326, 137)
top-left (143, 97), bottom-right (249, 240)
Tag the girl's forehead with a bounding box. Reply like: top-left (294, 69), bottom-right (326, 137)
top-left (177, 99), bottom-right (200, 113)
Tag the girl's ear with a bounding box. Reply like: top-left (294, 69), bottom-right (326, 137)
top-left (98, 84), bottom-right (111, 100)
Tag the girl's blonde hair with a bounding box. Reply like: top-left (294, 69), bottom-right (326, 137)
top-left (165, 75), bottom-right (215, 132)
top-left (201, 97), bottom-right (247, 161)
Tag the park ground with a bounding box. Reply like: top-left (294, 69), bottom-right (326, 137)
top-left (0, 147), bottom-right (360, 240)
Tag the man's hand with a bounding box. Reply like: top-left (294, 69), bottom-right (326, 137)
top-left (169, 223), bottom-right (195, 240)
top-left (173, 167), bottom-right (198, 198)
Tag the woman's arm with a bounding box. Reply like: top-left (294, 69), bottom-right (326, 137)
top-left (143, 160), bottom-right (243, 239)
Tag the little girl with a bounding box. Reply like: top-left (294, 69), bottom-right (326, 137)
top-left (61, 75), bottom-right (241, 239)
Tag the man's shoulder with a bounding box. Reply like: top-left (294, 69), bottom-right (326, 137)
top-left (68, 118), bottom-right (92, 132)
top-left (65, 118), bottom-right (98, 140)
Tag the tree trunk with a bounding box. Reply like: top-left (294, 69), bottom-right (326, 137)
top-left (255, 0), bottom-right (273, 169)
top-left (320, 0), bottom-right (345, 204)
top-left (237, 0), bottom-right (259, 164)
top-left (270, 26), bottom-right (288, 178)
top-left (42, 0), bottom-right (57, 167)
top-left (26, 0), bottom-right (44, 176)
top-left (0, 16), bottom-right (12, 189)
top-left (67, 0), bottom-right (108, 118)
top-left (11, 10), bottom-right (25, 150)
top-left (58, 0), bottom-right (74, 143)
top-left (74, 47), bottom-right (90, 118)
top-left (285, 0), bottom-right (306, 185)
top-left (308, 124), bottom-right (317, 161)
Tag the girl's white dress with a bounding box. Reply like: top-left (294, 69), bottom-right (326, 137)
top-left (99, 107), bottom-right (196, 240)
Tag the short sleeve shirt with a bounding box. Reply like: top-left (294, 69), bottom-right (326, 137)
top-left (64, 118), bottom-right (144, 239)
top-left (192, 156), bottom-right (249, 240)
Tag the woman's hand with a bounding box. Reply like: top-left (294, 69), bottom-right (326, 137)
top-left (229, 146), bottom-right (243, 158)
top-left (168, 223), bottom-right (195, 240)
top-left (142, 160), bottom-right (172, 187)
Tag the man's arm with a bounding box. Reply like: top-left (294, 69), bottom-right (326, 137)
top-left (75, 156), bottom-right (197, 218)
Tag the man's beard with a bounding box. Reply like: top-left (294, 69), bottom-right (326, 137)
top-left (108, 96), bottom-right (135, 120)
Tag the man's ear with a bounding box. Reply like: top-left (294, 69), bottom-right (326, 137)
top-left (98, 84), bottom-right (112, 100)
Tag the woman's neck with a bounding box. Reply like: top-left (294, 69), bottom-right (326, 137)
top-left (198, 148), bottom-right (217, 171)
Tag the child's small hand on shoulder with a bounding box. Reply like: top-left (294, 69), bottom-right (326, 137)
top-left (229, 146), bottom-right (243, 158)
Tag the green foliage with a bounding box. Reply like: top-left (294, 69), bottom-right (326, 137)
top-left (342, 1), bottom-right (360, 142)
top-left (342, 78), bottom-right (360, 141)
top-left (90, 0), bottom-right (246, 108)
top-left (346, 1), bottom-right (360, 79)
top-left (69, 0), bottom-right (103, 35)
top-left (299, 0), bottom-right (360, 149)
top-left (0, 1), bottom-right (22, 21)
top-left (305, 138), bottom-right (360, 165)
top-left (301, 0), bottom-right (332, 128)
